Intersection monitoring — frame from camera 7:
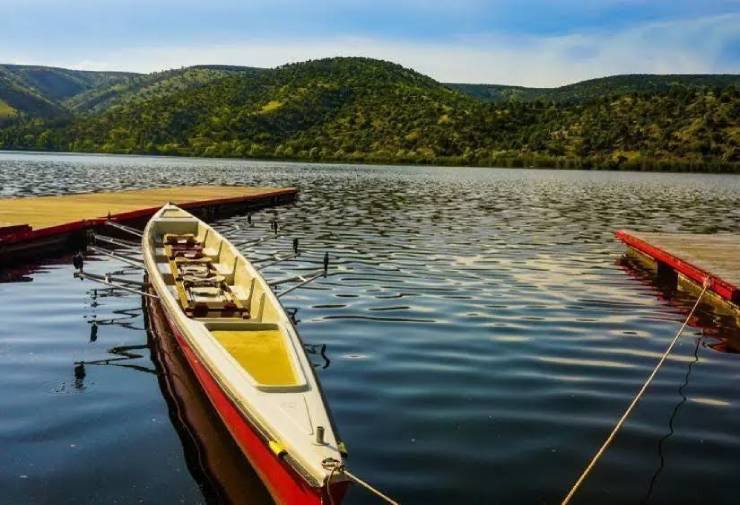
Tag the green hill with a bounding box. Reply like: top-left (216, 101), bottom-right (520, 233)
top-left (0, 64), bottom-right (137, 102)
top-left (0, 63), bottom-right (260, 121)
top-left (5, 58), bottom-right (480, 157)
top-left (0, 64), bottom-right (138, 123)
top-left (0, 58), bottom-right (737, 172)
top-left (448, 74), bottom-right (740, 103)
top-left (0, 69), bottom-right (66, 124)
top-left (67, 64), bottom-right (262, 114)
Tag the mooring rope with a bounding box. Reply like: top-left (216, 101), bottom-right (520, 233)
top-left (561, 277), bottom-right (711, 505)
top-left (344, 469), bottom-right (401, 505)
top-left (323, 459), bottom-right (400, 505)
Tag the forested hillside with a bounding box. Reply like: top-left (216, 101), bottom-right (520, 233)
top-left (0, 65), bottom-right (136, 123)
top-left (0, 65), bottom-right (136, 102)
top-left (67, 65), bottom-right (261, 114)
top-left (0, 58), bottom-right (737, 171)
top-left (0, 69), bottom-right (66, 123)
top-left (448, 74), bottom-right (740, 103)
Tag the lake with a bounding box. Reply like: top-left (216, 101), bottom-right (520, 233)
top-left (1, 151), bottom-right (739, 505)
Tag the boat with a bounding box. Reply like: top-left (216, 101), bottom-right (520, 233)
top-left (142, 203), bottom-right (349, 505)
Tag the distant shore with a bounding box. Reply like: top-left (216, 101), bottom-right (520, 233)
top-left (2, 148), bottom-right (738, 174)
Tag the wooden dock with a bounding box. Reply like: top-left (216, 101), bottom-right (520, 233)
top-left (0, 185), bottom-right (297, 264)
top-left (616, 230), bottom-right (740, 307)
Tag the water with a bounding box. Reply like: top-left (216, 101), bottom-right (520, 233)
top-left (1, 151), bottom-right (739, 505)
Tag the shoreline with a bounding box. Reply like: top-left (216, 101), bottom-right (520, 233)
top-left (2, 148), bottom-right (738, 174)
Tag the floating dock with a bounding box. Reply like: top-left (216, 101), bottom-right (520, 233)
top-left (0, 185), bottom-right (297, 264)
top-left (616, 229), bottom-right (739, 308)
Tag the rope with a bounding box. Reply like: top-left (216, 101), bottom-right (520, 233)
top-left (323, 459), bottom-right (400, 505)
top-left (345, 470), bottom-right (401, 505)
top-left (561, 277), bottom-right (711, 505)
top-left (325, 464), bottom-right (338, 505)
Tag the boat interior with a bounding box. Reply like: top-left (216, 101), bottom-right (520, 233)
top-left (149, 207), bottom-right (303, 389)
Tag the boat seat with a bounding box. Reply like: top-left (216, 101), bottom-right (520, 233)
top-left (180, 262), bottom-right (226, 287)
top-left (164, 237), bottom-right (204, 258)
top-left (162, 232), bottom-right (249, 319)
top-left (175, 266), bottom-right (249, 319)
top-left (184, 286), bottom-right (249, 318)
top-left (175, 262), bottom-right (225, 286)
top-left (174, 255), bottom-right (213, 266)
top-left (188, 286), bottom-right (230, 304)
top-left (182, 275), bottom-right (225, 287)
top-left (158, 232), bottom-right (197, 247)
top-left (164, 233), bottom-right (197, 244)
top-left (179, 263), bottom-right (211, 276)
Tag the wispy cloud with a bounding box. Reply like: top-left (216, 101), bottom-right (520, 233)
top-left (6, 12), bottom-right (739, 86)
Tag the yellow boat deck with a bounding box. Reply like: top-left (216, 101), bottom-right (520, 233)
top-left (212, 329), bottom-right (297, 386)
top-left (0, 186), bottom-right (289, 230)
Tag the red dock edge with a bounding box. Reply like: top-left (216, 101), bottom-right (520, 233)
top-left (0, 188), bottom-right (297, 263)
top-left (615, 230), bottom-right (739, 305)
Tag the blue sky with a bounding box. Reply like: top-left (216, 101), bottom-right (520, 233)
top-left (3, 0), bottom-right (739, 86)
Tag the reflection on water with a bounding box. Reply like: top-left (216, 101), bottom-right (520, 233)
top-left (146, 286), bottom-right (274, 505)
top-left (75, 344), bottom-right (155, 376)
top-left (1, 152), bottom-right (740, 504)
top-left (642, 335), bottom-right (702, 505)
top-left (619, 254), bottom-right (740, 354)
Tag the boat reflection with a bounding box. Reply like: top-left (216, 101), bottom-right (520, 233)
top-left (145, 293), bottom-right (275, 505)
top-left (74, 280), bottom-right (274, 504)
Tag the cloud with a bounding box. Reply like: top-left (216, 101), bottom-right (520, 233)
top-left (17, 13), bottom-right (740, 86)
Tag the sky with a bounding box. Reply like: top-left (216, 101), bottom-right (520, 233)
top-left (3, 0), bottom-right (739, 86)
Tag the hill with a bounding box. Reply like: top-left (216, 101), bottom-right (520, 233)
top-left (0, 65), bottom-right (137, 122)
top-left (0, 64), bottom-right (137, 102)
top-left (0, 69), bottom-right (66, 124)
top-left (448, 74), bottom-right (740, 103)
top-left (0, 63), bottom-right (262, 120)
top-left (0, 58), bottom-right (737, 172)
top-left (2, 58), bottom-right (480, 156)
top-left (67, 64), bottom-right (263, 114)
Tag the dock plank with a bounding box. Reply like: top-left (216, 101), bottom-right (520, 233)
top-left (0, 185), bottom-right (297, 264)
top-left (0, 186), bottom-right (285, 230)
top-left (616, 230), bottom-right (740, 305)
top-left (629, 232), bottom-right (739, 286)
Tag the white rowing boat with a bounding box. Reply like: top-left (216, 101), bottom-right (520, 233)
top-left (142, 203), bottom-right (349, 504)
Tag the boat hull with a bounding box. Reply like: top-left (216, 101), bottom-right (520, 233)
top-left (145, 292), bottom-right (349, 505)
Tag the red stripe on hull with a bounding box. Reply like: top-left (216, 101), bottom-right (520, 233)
top-left (153, 301), bottom-right (348, 505)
